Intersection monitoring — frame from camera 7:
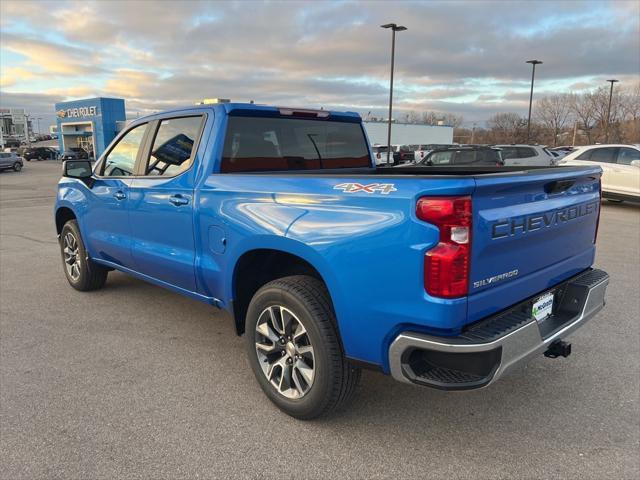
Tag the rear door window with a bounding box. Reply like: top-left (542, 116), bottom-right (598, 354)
top-left (500, 147), bottom-right (517, 159)
top-left (144, 116), bottom-right (204, 176)
top-left (588, 147), bottom-right (618, 163)
top-left (427, 151), bottom-right (453, 164)
top-left (516, 147), bottom-right (537, 158)
top-left (221, 116), bottom-right (370, 173)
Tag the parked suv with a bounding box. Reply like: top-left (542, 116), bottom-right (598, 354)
top-left (0, 152), bottom-right (24, 172)
top-left (393, 144), bottom-right (415, 164)
top-left (494, 144), bottom-right (555, 166)
top-left (60, 148), bottom-right (89, 160)
top-left (559, 144), bottom-right (640, 202)
top-left (400, 146), bottom-right (503, 167)
top-left (23, 147), bottom-right (58, 161)
top-left (371, 145), bottom-right (391, 165)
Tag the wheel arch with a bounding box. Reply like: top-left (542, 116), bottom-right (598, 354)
top-left (55, 206), bottom-right (77, 235)
top-left (231, 248), bottom-right (339, 338)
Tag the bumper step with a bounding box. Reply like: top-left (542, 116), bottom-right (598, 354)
top-left (389, 268), bottom-right (609, 390)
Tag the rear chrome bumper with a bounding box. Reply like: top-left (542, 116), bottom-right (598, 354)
top-left (389, 268), bottom-right (609, 390)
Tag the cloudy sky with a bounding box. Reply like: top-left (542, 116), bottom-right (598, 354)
top-left (1, 0), bottom-right (639, 130)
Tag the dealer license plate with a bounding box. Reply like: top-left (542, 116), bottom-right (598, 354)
top-left (532, 292), bottom-right (554, 322)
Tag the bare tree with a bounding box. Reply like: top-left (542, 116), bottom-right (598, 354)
top-left (535, 94), bottom-right (572, 146)
top-left (570, 92), bottom-right (598, 144)
top-left (442, 113), bottom-right (464, 129)
top-left (487, 112), bottom-right (527, 143)
top-left (406, 110), bottom-right (421, 124)
top-left (421, 111), bottom-right (440, 125)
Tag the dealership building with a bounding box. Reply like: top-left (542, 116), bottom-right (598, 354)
top-left (55, 97), bottom-right (126, 158)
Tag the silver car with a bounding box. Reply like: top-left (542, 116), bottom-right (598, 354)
top-left (0, 152), bottom-right (24, 172)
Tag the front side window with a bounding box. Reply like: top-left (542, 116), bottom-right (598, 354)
top-left (144, 116), bottom-right (204, 176)
top-left (221, 116), bottom-right (370, 173)
top-left (102, 124), bottom-right (147, 176)
top-left (617, 147), bottom-right (640, 165)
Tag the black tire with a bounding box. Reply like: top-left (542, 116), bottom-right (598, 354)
top-left (13, 162), bottom-right (22, 172)
top-left (60, 220), bottom-right (108, 291)
top-left (245, 275), bottom-right (360, 419)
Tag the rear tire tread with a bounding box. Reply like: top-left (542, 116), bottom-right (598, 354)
top-left (249, 275), bottom-right (360, 419)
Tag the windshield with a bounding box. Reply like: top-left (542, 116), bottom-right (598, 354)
top-left (221, 116), bottom-right (370, 173)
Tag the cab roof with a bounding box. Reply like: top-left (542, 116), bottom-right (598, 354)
top-left (133, 102), bottom-right (362, 124)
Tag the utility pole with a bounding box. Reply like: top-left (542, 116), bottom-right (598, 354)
top-left (605, 79), bottom-right (618, 143)
top-left (470, 122), bottom-right (477, 144)
top-left (572, 121), bottom-right (578, 146)
top-left (381, 23), bottom-right (407, 165)
top-left (526, 60), bottom-right (543, 143)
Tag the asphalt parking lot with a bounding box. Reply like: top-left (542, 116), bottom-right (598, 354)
top-left (1, 161), bottom-right (639, 479)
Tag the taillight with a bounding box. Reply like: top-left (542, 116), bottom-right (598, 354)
top-left (594, 180), bottom-right (602, 243)
top-left (416, 196), bottom-right (472, 298)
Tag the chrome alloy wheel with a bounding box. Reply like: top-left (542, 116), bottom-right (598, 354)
top-left (63, 232), bottom-right (81, 281)
top-left (254, 305), bottom-right (315, 399)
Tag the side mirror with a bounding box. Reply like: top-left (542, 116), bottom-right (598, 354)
top-left (63, 160), bottom-right (93, 179)
top-left (630, 160), bottom-right (640, 168)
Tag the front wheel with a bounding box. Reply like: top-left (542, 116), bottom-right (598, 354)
top-left (13, 162), bottom-right (22, 172)
top-left (245, 275), bottom-right (360, 419)
top-left (60, 220), bottom-right (108, 291)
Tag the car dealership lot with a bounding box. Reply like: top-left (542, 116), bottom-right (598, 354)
top-left (1, 162), bottom-right (638, 479)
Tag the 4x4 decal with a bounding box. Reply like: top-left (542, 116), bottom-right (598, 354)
top-left (334, 183), bottom-right (397, 194)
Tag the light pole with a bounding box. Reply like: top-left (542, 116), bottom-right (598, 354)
top-left (381, 23), bottom-right (407, 165)
top-left (36, 117), bottom-right (42, 136)
top-left (526, 59), bottom-right (542, 143)
top-left (24, 113), bottom-right (31, 145)
top-left (605, 79), bottom-right (618, 143)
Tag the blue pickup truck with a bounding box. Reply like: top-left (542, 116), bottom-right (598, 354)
top-left (55, 103), bottom-right (609, 418)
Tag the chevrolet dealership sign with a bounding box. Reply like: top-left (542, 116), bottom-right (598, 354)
top-left (56, 106), bottom-right (98, 119)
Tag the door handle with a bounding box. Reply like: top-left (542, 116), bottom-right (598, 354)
top-left (169, 194), bottom-right (190, 206)
top-left (113, 191), bottom-right (126, 200)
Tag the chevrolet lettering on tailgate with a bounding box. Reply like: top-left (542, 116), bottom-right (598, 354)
top-left (491, 201), bottom-right (599, 240)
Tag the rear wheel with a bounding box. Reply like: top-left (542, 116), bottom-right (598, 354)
top-left (245, 275), bottom-right (360, 419)
top-left (60, 220), bottom-right (108, 291)
top-left (13, 162), bottom-right (22, 172)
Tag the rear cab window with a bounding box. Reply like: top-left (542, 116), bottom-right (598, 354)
top-left (220, 115), bottom-right (370, 173)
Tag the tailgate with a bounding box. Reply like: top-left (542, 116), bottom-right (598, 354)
top-left (468, 166), bottom-right (601, 323)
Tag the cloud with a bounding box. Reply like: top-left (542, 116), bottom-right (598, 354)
top-left (104, 70), bottom-right (159, 99)
top-left (2, 34), bottom-right (100, 76)
top-left (0, 67), bottom-right (35, 87)
top-left (0, 0), bottom-right (638, 123)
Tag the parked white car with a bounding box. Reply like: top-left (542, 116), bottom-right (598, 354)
top-left (559, 144), bottom-right (640, 202)
top-left (494, 144), bottom-right (555, 166)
